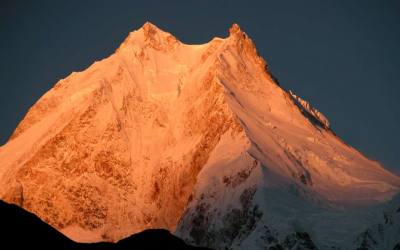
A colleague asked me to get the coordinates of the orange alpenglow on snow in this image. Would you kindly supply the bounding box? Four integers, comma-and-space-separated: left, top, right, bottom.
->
0, 22, 398, 249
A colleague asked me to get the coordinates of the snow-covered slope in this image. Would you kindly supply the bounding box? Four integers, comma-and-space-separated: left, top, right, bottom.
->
0, 22, 399, 249
351, 194, 400, 249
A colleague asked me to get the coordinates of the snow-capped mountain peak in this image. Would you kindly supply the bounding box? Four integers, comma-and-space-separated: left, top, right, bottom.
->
0, 22, 398, 249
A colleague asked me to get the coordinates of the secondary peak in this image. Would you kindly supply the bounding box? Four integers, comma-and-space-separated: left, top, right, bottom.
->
229, 23, 242, 35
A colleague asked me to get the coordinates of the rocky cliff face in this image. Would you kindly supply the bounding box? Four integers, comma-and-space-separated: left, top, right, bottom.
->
0, 22, 399, 249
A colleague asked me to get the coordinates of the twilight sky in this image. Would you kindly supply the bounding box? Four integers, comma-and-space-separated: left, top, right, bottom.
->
1, 0, 399, 172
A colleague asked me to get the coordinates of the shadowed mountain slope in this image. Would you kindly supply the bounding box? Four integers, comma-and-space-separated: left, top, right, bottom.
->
0, 200, 210, 250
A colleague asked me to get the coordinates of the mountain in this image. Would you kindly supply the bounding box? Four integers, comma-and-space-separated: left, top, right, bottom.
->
0, 200, 209, 250
0, 22, 399, 249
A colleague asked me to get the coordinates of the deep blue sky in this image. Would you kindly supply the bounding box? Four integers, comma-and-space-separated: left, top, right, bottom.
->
1, 1, 399, 172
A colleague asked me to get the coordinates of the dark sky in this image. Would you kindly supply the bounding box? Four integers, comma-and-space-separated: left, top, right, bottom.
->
1, 0, 399, 173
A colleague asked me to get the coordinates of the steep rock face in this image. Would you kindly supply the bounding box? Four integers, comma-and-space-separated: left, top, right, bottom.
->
0, 22, 399, 249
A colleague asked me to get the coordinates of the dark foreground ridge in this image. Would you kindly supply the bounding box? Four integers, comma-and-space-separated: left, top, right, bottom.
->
0, 200, 211, 250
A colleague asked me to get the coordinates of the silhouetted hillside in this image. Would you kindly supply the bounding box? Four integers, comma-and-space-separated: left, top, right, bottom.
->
0, 200, 210, 250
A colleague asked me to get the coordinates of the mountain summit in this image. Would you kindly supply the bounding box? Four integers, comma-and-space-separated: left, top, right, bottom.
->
0, 22, 399, 249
